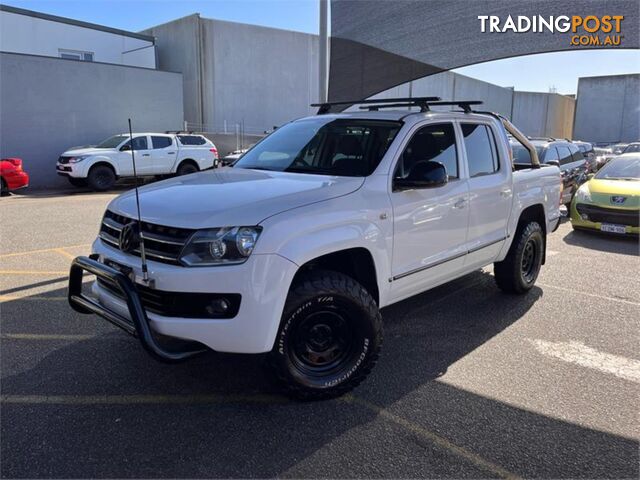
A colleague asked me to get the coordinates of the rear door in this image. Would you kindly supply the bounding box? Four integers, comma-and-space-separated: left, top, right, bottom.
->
460, 121, 511, 267
150, 135, 176, 173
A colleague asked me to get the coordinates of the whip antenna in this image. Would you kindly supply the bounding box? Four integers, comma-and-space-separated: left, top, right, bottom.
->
128, 118, 149, 283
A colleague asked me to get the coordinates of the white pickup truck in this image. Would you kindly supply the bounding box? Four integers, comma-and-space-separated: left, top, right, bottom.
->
68, 98, 562, 399
56, 133, 219, 191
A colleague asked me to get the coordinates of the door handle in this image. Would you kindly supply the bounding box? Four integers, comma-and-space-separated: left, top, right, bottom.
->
167, 151, 176, 154
453, 198, 467, 209
142, 153, 150, 157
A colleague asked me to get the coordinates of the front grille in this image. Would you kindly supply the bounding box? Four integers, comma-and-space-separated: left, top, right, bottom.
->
96, 278, 241, 319
576, 204, 639, 227
99, 210, 195, 265
58, 156, 72, 164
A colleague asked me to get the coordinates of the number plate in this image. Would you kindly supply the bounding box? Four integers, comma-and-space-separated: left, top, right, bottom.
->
600, 223, 627, 234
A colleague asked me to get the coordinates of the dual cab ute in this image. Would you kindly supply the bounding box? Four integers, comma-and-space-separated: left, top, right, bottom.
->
57, 132, 218, 191
68, 98, 562, 399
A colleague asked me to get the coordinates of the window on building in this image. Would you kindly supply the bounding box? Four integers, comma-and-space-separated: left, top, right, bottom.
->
151, 136, 173, 149
461, 123, 500, 177
59, 49, 94, 62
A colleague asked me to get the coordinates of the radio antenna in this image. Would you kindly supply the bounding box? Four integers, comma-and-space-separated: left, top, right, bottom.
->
128, 118, 149, 283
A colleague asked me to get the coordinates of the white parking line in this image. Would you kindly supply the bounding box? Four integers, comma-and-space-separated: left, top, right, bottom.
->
537, 283, 640, 307
528, 339, 640, 384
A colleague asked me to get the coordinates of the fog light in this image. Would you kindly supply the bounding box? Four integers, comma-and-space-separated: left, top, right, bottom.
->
206, 298, 231, 315
581, 213, 589, 221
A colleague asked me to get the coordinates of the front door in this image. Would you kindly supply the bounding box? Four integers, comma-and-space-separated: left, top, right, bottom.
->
118, 135, 152, 176
390, 122, 469, 302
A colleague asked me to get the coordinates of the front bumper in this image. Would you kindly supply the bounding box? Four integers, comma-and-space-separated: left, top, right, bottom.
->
570, 201, 639, 235
76, 239, 298, 355
56, 162, 84, 178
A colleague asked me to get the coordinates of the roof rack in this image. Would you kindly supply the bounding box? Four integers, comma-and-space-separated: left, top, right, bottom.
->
165, 130, 196, 134
312, 97, 441, 114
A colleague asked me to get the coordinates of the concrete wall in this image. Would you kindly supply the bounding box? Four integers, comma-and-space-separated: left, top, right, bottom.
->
573, 74, 640, 143
142, 15, 318, 134
0, 52, 183, 189
0, 9, 156, 68
511, 92, 575, 139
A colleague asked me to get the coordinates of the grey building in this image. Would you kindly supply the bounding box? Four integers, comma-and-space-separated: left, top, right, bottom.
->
0, 53, 183, 189
142, 14, 319, 135
573, 74, 640, 143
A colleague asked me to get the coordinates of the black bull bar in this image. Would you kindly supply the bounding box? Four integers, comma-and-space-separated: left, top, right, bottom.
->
68, 255, 206, 363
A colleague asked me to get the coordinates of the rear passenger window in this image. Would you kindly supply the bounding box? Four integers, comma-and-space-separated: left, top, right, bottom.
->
461, 124, 499, 177
557, 146, 572, 165
569, 145, 584, 161
396, 123, 458, 180
177, 135, 207, 146
151, 136, 172, 149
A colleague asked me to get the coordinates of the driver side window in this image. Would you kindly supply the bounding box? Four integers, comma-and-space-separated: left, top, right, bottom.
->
395, 123, 458, 180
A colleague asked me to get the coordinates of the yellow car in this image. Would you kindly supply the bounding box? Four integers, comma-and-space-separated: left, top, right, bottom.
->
570, 154, 639, 236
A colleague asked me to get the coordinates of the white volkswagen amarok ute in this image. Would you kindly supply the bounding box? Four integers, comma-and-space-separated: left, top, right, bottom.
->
68, 98, 562, 399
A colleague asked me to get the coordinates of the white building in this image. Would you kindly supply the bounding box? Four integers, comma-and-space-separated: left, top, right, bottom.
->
0, 4, 156, 68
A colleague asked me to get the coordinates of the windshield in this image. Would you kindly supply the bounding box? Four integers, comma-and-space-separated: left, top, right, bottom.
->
234, 118, 402, 176
96, 135, 127, 149
595, 157, 640, 180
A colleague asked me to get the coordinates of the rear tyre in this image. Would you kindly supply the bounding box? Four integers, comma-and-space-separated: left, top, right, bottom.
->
67, 177, 88, 187
87, 165, 116, 191
177, 161, 198, 176
494, 221, 544, 294
269, 270, 383, 400
1, 178, 8, 196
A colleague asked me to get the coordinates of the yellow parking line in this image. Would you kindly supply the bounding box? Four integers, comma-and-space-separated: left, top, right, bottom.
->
0, 244, 90, 259
53, 248, 76, 261
0, 270, 68, 275
1, 393, 287, 405
0, 296, 66, 302
1, 333, 93, 340
344, 395, 520, 479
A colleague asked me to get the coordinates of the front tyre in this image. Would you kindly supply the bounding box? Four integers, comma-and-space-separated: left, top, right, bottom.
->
494, 221, 544, 294
269, 270, 383, 400
87, 165, 116, 191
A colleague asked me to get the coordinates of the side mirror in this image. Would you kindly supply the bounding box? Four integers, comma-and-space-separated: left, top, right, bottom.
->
587, 173, 595, 180
394, 161, 448, 191
120, 144, 131, 152
546, 160, 560, 167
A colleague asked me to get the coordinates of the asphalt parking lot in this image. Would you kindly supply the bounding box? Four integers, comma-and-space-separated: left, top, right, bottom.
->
1, 191, 639, 479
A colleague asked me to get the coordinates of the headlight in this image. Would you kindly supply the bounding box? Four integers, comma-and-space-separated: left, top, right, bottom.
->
179, 226, 262, 266
575, 185, 592, 203
68, 155, 90, 163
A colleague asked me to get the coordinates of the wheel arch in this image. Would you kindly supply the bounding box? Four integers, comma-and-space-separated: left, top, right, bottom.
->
291, 247, 380, 305
88, 161, 118, 177
515, 203, 547, 264
176, 158, 199, 173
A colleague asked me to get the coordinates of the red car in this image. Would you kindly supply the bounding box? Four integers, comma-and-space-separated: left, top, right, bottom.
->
1, 158, 29, 195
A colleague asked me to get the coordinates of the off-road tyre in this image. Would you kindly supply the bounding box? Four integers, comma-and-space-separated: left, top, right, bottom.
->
177, 161, 198, 176
67, 177, 88, 187
87, 165, 116, 191
494, 221, 544, 294
269, 270, 383, 400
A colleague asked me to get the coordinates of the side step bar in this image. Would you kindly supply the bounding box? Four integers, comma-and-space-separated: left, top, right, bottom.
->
68, 255, 206, 363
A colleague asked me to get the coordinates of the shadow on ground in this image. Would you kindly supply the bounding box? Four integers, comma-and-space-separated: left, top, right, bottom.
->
562, 228, 639, 255
1, 271, 637, 478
